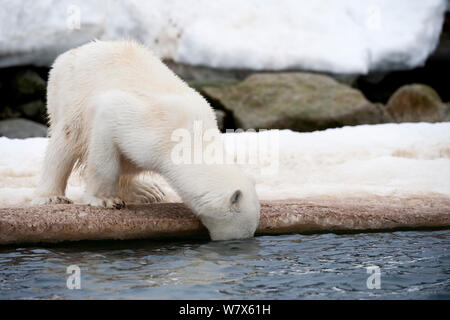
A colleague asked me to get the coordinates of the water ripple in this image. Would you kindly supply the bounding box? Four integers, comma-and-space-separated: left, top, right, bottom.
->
0, 230, 449, 299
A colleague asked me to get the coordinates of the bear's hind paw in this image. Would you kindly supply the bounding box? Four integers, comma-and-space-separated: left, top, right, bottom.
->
123, 181, 165, 204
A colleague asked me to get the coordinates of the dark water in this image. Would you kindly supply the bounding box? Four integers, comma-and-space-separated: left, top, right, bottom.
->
0, 230, 449, 300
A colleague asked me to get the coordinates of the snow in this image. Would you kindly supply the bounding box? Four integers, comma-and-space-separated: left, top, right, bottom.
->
1, 123, 449, 207
0, 0, 446, 73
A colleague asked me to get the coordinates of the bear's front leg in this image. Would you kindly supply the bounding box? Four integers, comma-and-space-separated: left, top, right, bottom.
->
82, 125, 126, 209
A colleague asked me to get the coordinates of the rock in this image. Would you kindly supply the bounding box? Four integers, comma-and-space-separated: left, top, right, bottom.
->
202, 72, 390, 132
0, 118, 47, 138
188, 78, 240, 94
442, 102, 450, 121
16, 100, 46, 118
185, 68, 356, 93
0, 106, 20, 120
385, 84, 449, 122
0, 68, 48, 124
167, 61, 250, 82
213, 109, 226, 131
11, 70, 46, 98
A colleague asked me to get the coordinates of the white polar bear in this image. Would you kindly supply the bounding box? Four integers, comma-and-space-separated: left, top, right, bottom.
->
32, 40, 260, 241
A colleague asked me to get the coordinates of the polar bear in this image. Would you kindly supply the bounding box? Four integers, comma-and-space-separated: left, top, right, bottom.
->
32, 40, 260, 241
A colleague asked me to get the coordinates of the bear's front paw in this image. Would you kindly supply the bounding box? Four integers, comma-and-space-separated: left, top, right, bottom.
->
84, 195, 126, 209
123, 181, 165, 204
31, 196, 73, 205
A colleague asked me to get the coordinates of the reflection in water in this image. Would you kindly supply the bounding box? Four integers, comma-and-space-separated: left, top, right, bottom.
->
0, 230, 449, 299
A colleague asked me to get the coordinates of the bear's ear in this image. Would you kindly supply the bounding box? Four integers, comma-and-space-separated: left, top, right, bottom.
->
230, 189, 242, 210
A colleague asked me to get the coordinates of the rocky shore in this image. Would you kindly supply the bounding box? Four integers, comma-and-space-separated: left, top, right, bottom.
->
1, 63, 449, 137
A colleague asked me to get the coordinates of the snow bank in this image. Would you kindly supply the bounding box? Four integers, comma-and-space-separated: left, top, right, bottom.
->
1, 123, 449, 207
235, 123, 450, 200
0, 0, 446, 73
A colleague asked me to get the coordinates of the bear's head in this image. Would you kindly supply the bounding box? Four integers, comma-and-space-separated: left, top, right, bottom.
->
165, 161, 261, 241
195, 177, 261, 241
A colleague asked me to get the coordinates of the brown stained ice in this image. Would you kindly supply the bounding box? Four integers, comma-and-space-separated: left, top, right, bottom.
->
0, 195, 449, 245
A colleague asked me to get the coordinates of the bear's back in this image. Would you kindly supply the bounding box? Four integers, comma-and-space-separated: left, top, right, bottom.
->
50, 40, 189, 97
47, 40, 218, 138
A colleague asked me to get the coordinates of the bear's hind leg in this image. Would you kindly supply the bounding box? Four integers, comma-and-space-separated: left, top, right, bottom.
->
32, 127, 76, 205
119, 175, 165, 204
82, 125, 126, 209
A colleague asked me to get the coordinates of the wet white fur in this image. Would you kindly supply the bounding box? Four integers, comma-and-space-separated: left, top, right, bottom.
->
32, 40, 260, 240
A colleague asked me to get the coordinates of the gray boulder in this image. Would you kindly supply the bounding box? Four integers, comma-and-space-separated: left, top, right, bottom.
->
202, 72, 390, 131
0, 118, 48, 138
